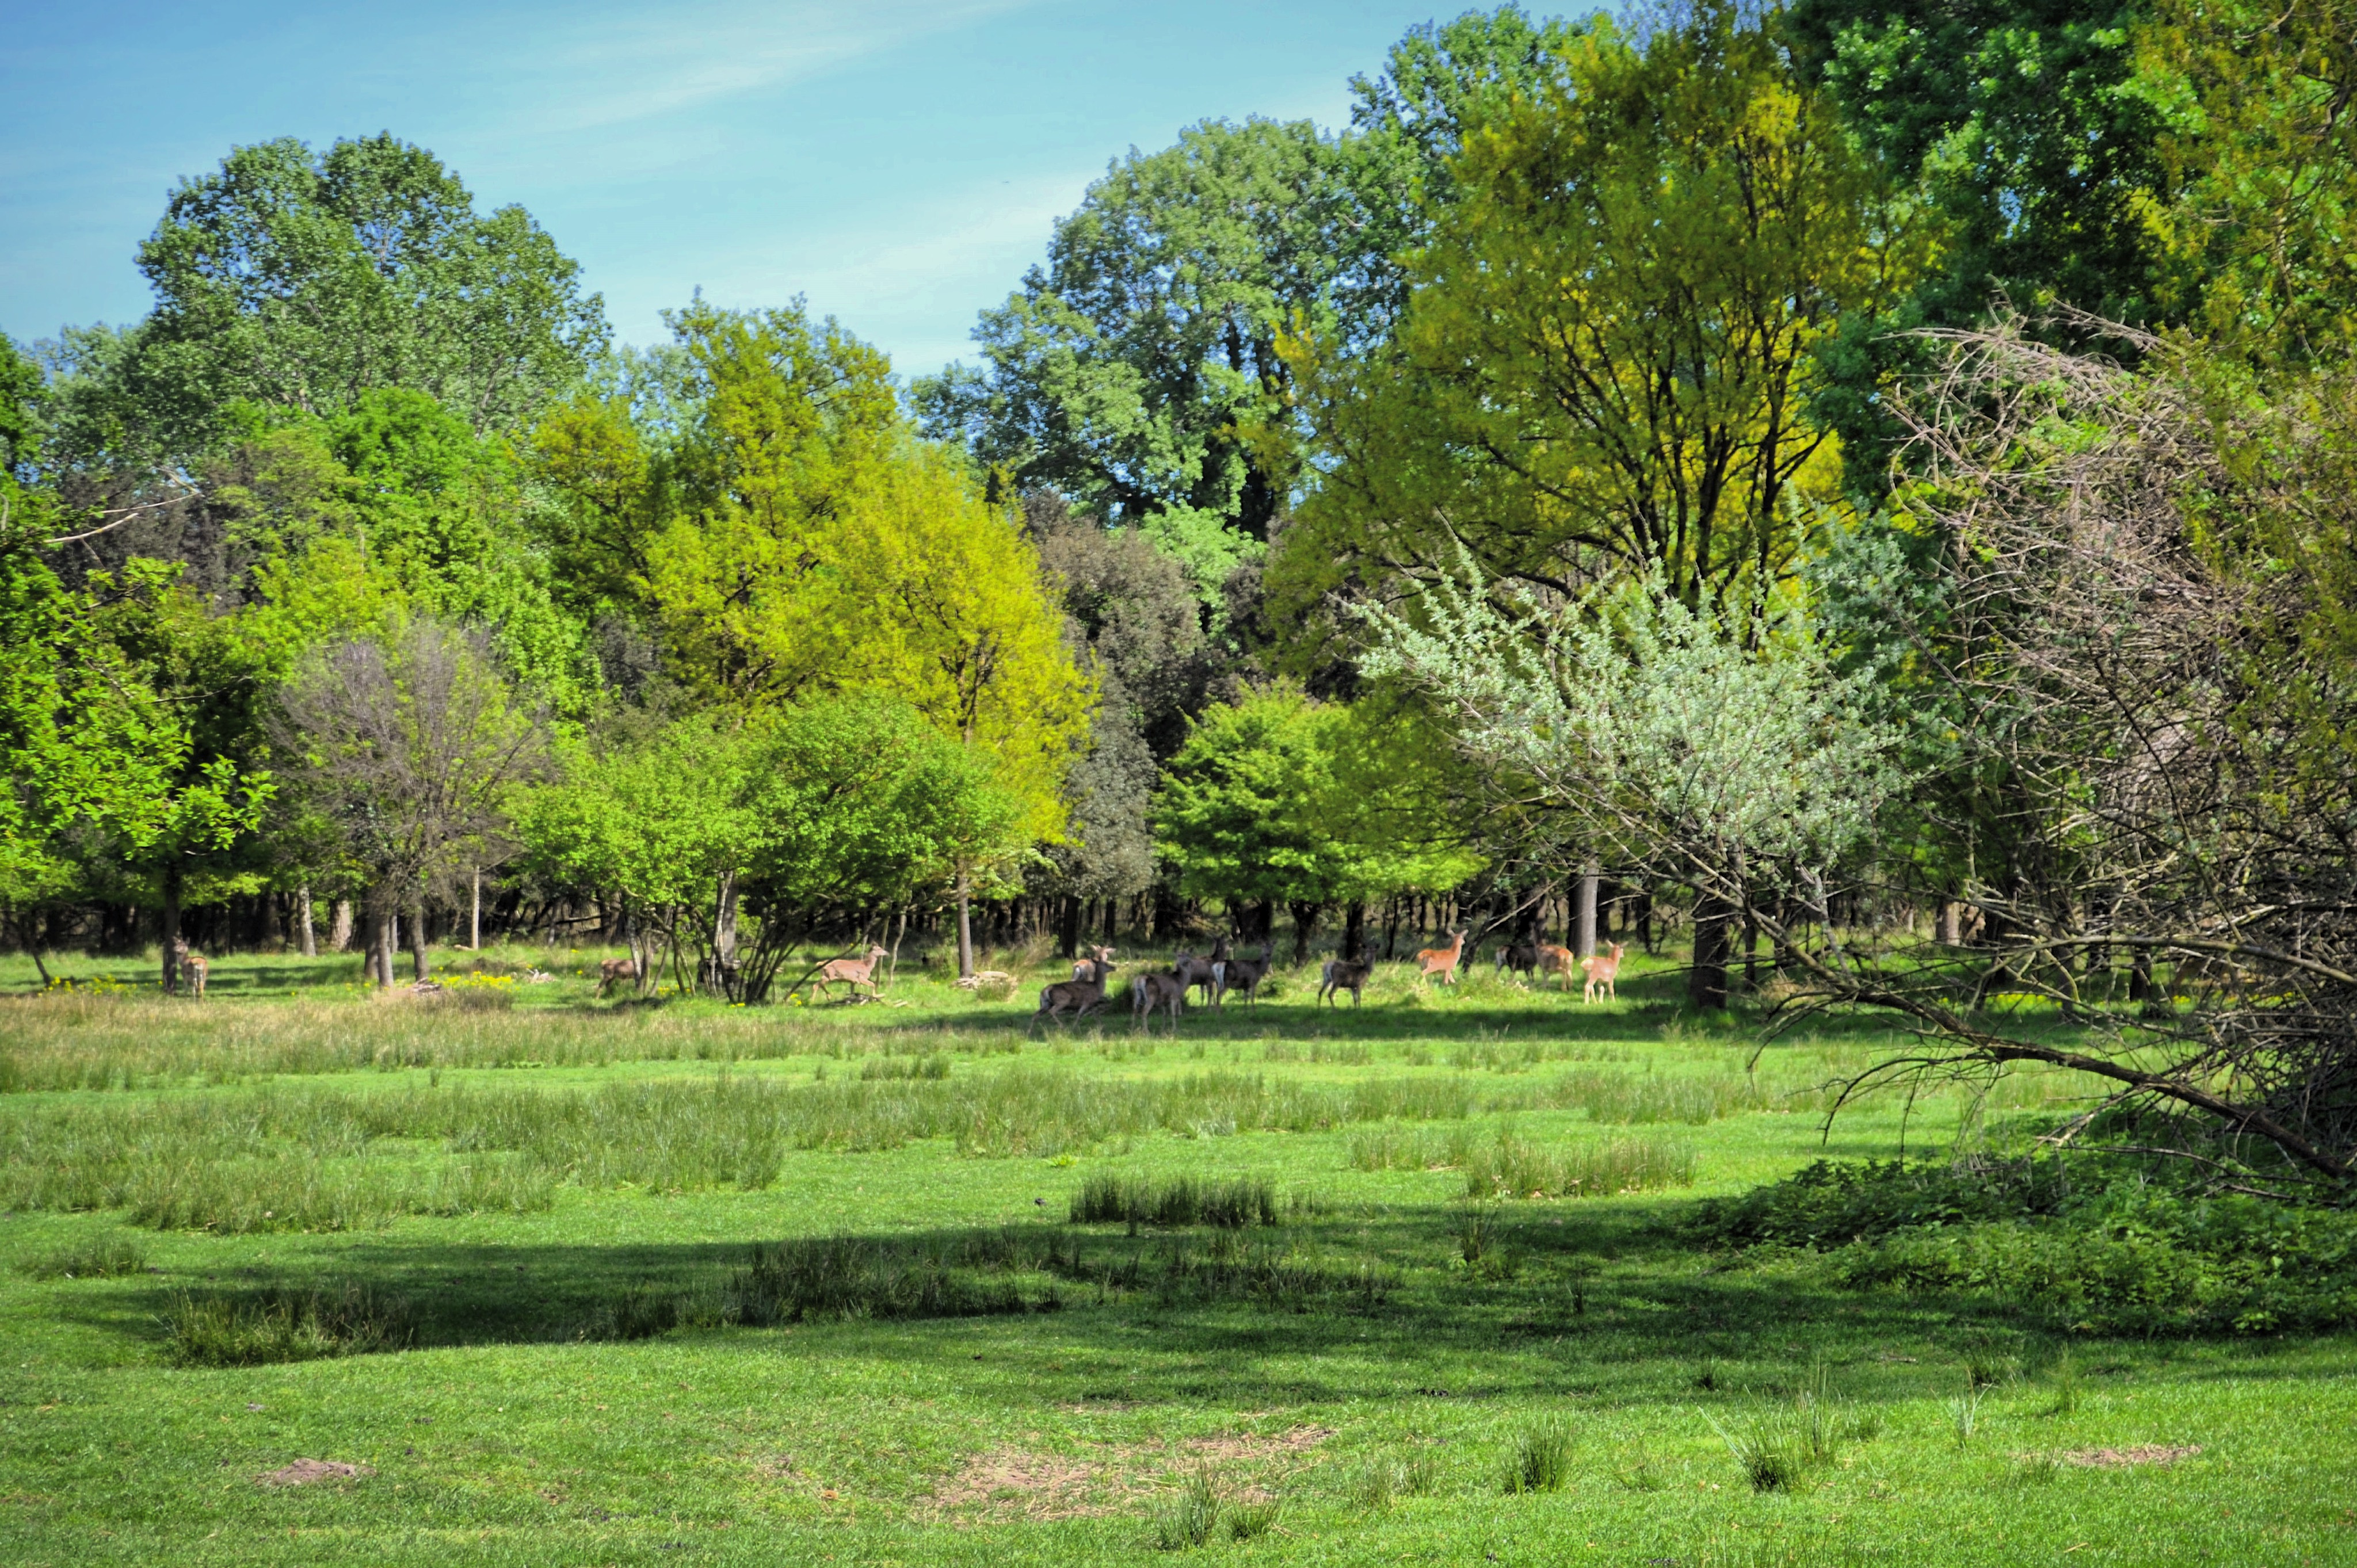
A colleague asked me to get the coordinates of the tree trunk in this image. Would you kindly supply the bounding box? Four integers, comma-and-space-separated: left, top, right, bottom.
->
1344, 901, 1366, 963
1576, 861, 1600, 959
330, 898, 354, 952
368, 897, 396, 989
1937, 899, 1961, 946
1058, 895, 1081, 960
161, 863, 183, 994
708, 868, 738, 995
955, 865, 975, 979
470, 868, 482, 951
298, 886, 318, 958
1288, 901, 1322, 966
1688, 894, 1731, 1011
409, 898, 431, 983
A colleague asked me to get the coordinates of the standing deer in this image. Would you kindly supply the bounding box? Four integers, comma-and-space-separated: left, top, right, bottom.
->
1212, 943, 1273, 1010
1032, 956, 1118, 1032
172, 938, 209, 999
1534, 943, 1577, 991
1495, 940, 1538, 979
1318, 956, 1372, 1008
1131, 968, 1187, 1031
1171, 940, 1225, 1008
1414, 929, 1467, 985
1581, 942, 1626, 1004
1071, 944, 1117, 982
813, 945, 893, 1001
597, 956, 638, 997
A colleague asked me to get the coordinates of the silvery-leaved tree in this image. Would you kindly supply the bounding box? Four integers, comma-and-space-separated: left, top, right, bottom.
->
1359, 558, 1903, 1008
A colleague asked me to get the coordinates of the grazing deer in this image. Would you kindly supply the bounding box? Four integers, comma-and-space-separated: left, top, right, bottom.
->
1581, 942, 1626, 1004
173, 938, 209, 999
1212, 943, 1273, 1010
1032, 956, 1117, 1032
1131, 968, 1187, 1031
1318, 956, 1372, 1008
1495, 940, 1539, 979
1534, 943, 1578, 991
596, 956, 638, 997
1414, 929, 1467, 986
1071, 943, 1116, 982
813, 944, 892, 1001
1171, 947, 1222, 1008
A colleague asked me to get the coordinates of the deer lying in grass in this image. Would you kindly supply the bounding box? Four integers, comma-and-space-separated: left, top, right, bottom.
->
1212, 943, 1273, 1009
1131, 968, 1187, 1031
172, 938, 209, 999
1495, 940, 1538, 979
813, 944, 891, 1001
1534, 943, 1577, 991
1581, 942, 1626, 1004
597, 956, 638, 997
1415, 929, 1467, 985
1318, 955, 1372, 1008
1033, 956, 1117, 1032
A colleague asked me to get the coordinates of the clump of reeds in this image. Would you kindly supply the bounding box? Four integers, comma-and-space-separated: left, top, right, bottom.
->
1069, 1173, 1277, 1229
18, 1231, 148, 1279
1463, 1131, 1695, 1199
1504, 1418, 1574, 1493
163, 1281, 415, 1367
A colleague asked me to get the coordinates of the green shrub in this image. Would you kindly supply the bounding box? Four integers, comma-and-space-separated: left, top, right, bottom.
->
163, 1283, 415, 1367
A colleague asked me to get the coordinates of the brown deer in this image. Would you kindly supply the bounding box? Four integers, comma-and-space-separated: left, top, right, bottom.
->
813, 944, 892, 1001
1131, 968, 1187, 1031
173, 938, 209, 999
1171, 945, 1223, 1008
1534, 943, 1578, 991
1414, 929, 1467, 986
1212, 943, 1273, 1010
1581, 942, 1626, 1004
1071, 943, 1116, 982
596, 956, 638, 997
1032, 956, 1117, 1032
1318, 955, 1372, 1008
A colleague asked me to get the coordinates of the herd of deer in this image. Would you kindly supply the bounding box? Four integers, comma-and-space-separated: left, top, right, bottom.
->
1031, 929, 1627, 1032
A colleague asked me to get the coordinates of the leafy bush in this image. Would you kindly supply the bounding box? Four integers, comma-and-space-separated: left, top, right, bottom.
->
1695, 1158, 2357, 1334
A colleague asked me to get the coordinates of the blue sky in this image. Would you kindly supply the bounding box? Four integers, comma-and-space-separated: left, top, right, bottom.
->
0, 1, 1459, 378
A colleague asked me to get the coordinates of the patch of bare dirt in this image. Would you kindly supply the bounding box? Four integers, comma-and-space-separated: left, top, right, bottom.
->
255, 1459, 373, 1489
928, 1446, 1139, 1520
2058, 1444, 2202, 1468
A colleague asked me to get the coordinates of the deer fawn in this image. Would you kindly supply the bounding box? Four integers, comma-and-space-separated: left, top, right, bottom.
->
596, 956, 638, 997
1414, 929, 1467, 985
1534, 943, 1577, 991
1032, 956, 1118, 1032
813, 944, 892, 1001
1318, 956, 1372, 1008
1131, 968, 1187, 1031
172, 938, 209, 999
1581, 942, 1626, 1004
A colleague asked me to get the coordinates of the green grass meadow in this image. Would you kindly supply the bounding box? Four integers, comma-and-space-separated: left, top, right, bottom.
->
2, 943, 2351, 1566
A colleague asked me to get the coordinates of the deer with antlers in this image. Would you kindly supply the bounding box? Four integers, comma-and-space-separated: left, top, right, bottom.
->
1581, 942, 1626, 1004
813, 944, 892, 1002
1414, 929, 1467, 986
1131, 968, 1187, 1031
1069, 944, 1116, 982
1318, 955, 1372, 1008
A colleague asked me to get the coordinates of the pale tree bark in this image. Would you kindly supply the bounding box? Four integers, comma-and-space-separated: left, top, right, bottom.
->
1576, 860, 1601, 959
409, 898, 431, 982
299, 886, 318, 958
470, 868, 482, 951
330, 898, 354, 952
956, 865, 976, 979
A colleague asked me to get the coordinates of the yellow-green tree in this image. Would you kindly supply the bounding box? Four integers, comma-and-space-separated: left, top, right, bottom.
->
1271, 3, 1928, 623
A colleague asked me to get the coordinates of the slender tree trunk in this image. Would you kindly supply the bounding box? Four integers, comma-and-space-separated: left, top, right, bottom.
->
369, 897, 396, 989
955, 865, 975, 979
298, 886, 317, 958
1688, 893, 1731, 1011
1576, 860, 1600, 959
1288, 901, 1322, 967
160, 863, 184, 994
1937, 899, 1961, 946
708, 868, 738, 995
1344, 900, 1366, 963
409, 898, 431, 983
470, 868, 482, 951
1058, 895, 1081, 960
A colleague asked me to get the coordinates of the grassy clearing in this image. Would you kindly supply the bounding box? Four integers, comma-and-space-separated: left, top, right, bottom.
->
0, 944, 2350, 1565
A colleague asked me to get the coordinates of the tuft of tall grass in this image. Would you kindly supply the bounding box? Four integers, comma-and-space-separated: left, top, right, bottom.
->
1464, 1131, 1695, 1199
1708, 1361, 1852, 1493
18, 1232, 148, 1279
163, 1282, 415, 1366
727, 1235, 1051, 1325
1504, 1418, 1574, 1493
1069, 1173, 1277, 1229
